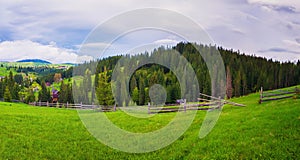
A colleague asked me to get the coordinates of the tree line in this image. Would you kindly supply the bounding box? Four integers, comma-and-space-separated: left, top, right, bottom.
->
84, 42, 300, 106
0, 71, 74, 104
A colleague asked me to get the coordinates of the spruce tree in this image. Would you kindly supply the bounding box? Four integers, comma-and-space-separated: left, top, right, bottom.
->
138, 78, 145, 105
4, 86, 12, 102
226, 66, 233, 99
132, 87, 139, 103
39, 81, 51, 102
0, 81, 4, 99
96, 68, 114, 106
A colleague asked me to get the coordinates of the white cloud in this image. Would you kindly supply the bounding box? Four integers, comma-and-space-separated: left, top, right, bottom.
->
248, 0, 300, 8
0, 40, 93, 64
0, 0, 299, 62
283, 39, 300, 48
153, 39, 179, 45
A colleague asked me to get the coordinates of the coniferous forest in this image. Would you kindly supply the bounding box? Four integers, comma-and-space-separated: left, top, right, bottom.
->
75, 42, 300, 106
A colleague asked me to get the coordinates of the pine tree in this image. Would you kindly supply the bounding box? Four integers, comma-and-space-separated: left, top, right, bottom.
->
234, 71, 241, 97
83, 69, 92, 103
226, 66, 233, 99
67, 83, 74, 103
0, 81, 4, 98
4, 86, 12, 102
12, 84, 20, 100
96, 68, 114, 106
132, 87, 139, 103
138, 78, 145, 105
129, 76, 137, 95
59, 80, 68, 103
39, 81, 51, 102
144, 87, 150, 104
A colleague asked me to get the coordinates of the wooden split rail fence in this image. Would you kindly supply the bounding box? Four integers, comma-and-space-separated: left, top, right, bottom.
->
28, 92, 246, 114
259, 87, 299, 103
148, 93, 245, 114
28, 101, 117, 112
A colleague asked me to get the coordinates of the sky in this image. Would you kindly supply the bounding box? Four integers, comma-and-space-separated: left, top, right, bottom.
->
0, 0, 299, 63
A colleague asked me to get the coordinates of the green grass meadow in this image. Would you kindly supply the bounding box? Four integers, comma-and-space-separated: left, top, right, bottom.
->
0, 91, 299, 159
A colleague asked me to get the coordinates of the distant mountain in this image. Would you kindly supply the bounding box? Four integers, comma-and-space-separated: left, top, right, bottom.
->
61, 63, 77, 66
17, 59, 52, 64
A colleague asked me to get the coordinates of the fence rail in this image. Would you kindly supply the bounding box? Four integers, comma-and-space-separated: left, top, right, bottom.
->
147, 99, 223, 114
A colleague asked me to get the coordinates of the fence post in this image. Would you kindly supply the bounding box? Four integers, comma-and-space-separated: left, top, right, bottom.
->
114, 104, 116, 112
218, 96, 221, 109
148, 102, 151, 114
259, 87, 263, 104
56, 102, 59, 108
184, 99, 186, 112
47, 101, 49, 107
80, 102, 83, 108
67, 102, 69, 108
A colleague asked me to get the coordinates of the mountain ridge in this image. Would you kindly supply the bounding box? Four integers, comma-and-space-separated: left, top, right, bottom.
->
16, 59, 52, 64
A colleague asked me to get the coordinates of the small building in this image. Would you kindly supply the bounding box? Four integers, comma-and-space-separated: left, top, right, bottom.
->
46, 82, 51, 87
176, 99, 185, 104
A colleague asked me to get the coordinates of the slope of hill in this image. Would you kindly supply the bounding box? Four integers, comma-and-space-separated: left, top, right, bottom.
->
0, 87, 299, 159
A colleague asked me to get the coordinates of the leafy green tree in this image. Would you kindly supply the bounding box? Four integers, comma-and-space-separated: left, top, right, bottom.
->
25, 89, 35, 103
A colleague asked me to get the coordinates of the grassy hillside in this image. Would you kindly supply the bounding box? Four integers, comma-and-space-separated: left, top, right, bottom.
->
0, 62, 75, 68
0, 67, 17, 77
0, 89, 299, 159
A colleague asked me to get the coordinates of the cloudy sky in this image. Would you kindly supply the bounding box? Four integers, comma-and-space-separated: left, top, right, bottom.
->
0, 0, 299, 63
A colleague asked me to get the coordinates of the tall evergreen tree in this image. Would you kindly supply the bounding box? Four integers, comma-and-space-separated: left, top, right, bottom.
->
226, 66, 233, 99
59, 80, 68, 103
96, 68, 114, 106
39, 81, 51, 102
0, 80, 4, 99
132, 87, 139, 103
138, 78, 145, 105
4, 86, 12, 102
234, 71, 241, 97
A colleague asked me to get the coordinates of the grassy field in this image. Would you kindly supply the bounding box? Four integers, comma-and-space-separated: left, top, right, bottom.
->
0, 89, 299, 159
